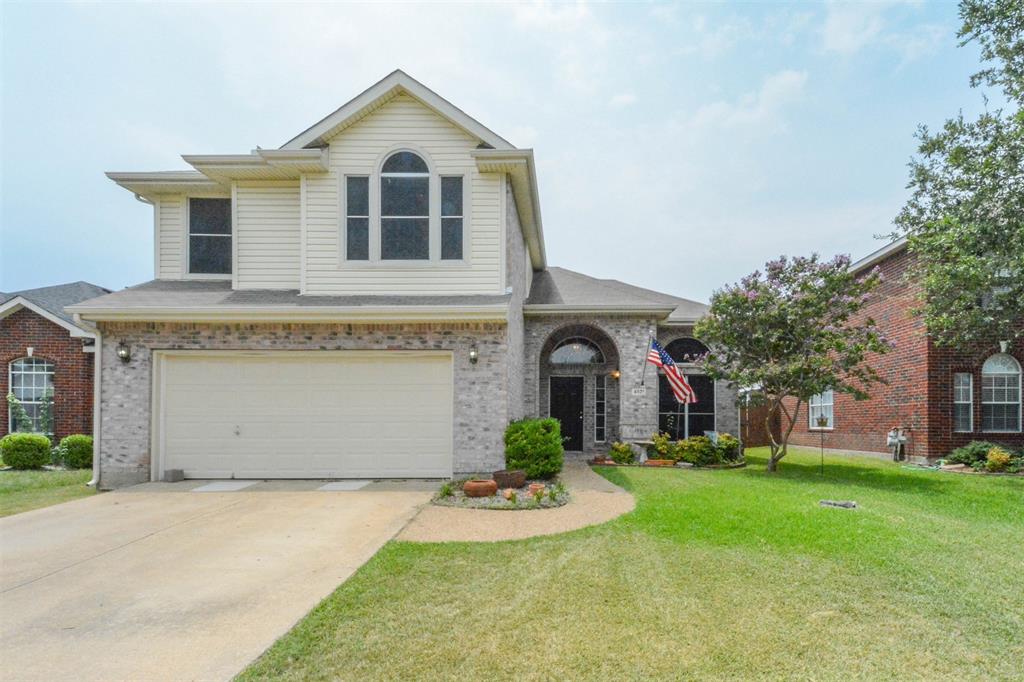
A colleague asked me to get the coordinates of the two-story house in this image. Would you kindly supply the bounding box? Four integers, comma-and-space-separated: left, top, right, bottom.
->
69, 71, 739, 488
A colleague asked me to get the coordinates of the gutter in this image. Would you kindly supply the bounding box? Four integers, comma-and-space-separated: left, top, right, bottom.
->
89, 330, 101, 488
849, 237, 907, 275
67, 304, 510, 324
523, 303, 676, 316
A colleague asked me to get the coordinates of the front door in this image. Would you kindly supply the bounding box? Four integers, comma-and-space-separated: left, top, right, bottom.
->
550, 376, 584, 451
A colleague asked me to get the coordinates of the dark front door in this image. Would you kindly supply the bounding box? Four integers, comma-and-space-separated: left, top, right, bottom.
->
550, 376, 584, 451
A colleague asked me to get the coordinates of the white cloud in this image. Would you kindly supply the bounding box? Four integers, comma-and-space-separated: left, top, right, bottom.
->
690, 70, 808, 134
609, 92, 637, 108
822, 3, 885, 54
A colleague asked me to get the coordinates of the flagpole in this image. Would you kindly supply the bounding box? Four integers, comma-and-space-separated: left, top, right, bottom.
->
640, 334, 652, 386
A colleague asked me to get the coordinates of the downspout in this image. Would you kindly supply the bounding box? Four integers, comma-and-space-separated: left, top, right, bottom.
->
88, 326, 101, 488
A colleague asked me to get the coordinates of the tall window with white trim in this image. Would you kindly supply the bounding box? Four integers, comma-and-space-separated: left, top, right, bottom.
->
441, 176, 463, 260
953, 372, 973, 433
595, 375, 606, 443
981, 354, 1021, 432
380, 152, 429, 260
345, 176, 369, 261
188, 198, 232, 274
8, 358, 54, 433
809, 390, 834, 429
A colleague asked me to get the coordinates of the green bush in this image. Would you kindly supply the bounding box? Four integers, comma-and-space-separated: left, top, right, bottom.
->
0, 433, 52, 470
717, 433, 742, 462
57, 435, 93, 469
504, 418, 564, 479
947, 441, 1003, 465
647, 432, 675, 460
986, 446, 1012, 472
609, 441, 635, 464
676, 435, 719, 466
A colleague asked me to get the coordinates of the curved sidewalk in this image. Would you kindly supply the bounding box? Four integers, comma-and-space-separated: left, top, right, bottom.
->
397, 462, 634, 542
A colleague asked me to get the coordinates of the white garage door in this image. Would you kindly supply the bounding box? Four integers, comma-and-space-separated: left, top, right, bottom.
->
158, 352, 453, 479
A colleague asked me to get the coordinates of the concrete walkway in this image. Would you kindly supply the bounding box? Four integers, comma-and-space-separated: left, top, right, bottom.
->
398, 462, 635, 542
0, 486, 430, 682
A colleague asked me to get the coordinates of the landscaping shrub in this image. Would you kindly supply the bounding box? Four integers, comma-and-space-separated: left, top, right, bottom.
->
985, 446, 1012, 472
609, 441, 635, 464
57, 435, 93, 469
504, 418, 564, 479
716, 433, 742, 462
676, 435, 719, 466
647, 432, 676, 460
947, 441, 1003, 465
0, 433, 52, 470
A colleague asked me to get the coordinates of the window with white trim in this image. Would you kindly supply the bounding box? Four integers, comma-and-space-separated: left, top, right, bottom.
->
441, 176, 463, 260
380, 152, 429, 260
595, 375, 606, 443
981, 354, 1021, 432
8, 358, 54, 433
345, 176, 370, 261
188, 198, 232, 274
953, 372, 973, 433
809, 390, 834, 429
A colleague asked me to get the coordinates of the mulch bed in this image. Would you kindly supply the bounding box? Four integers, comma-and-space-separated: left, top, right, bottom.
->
935, 463, 1023, 476
433, 479, 570, 510
589, 459, 746, 470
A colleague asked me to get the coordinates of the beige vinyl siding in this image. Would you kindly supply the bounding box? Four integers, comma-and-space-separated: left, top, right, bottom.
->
304, 94, 503, 295
235, 182, 300, 289
156, 196, 185, 279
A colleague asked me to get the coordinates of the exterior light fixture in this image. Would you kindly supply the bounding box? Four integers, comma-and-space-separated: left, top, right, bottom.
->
468, 346, 479, 364
116, 340, 131, 363
1000, 340, 1010, 353
610, 369, 621, 380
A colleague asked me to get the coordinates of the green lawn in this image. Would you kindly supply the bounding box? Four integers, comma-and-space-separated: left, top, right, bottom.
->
0, 468, 95, 517
240, 448, 1024, 681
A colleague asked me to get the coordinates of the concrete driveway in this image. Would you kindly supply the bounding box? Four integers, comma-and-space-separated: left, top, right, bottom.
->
0, 483, 431, 682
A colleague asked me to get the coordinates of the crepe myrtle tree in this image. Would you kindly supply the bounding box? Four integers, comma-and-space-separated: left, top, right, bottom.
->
694, 254, 892, 472
894, 0, 1024, 347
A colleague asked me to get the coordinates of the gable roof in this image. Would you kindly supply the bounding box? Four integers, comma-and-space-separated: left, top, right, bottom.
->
525, 267, 708, 323
850, 237, 908, 275
280, 70, 515, 151
0, 281, 110, 338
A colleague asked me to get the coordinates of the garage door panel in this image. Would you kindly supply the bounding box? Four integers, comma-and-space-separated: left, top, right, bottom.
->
160, 353, 452, 479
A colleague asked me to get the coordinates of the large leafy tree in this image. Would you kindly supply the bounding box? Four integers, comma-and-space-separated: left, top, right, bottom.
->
695, 255, 892, 472
895, 0, 1024, 346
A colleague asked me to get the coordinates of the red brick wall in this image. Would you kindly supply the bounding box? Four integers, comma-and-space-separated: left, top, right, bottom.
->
0, 307, 94, 441
784, 248, 1023, 459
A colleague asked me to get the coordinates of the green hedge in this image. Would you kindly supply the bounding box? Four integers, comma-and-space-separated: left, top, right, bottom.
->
1, 433, 52, 470
504, 418, 564, 479
58, 435, 94, 469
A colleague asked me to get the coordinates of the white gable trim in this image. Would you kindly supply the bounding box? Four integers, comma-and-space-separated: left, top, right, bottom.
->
0, 297, 96, 339
280, 70, 515, 151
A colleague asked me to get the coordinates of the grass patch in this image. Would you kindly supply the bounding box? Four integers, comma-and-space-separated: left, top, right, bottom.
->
0, 468, 94, 517
240, 447, 1024, 681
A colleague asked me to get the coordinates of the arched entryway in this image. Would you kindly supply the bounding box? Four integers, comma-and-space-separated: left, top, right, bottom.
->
539, 324, 620, 453
657, 337, 716, 439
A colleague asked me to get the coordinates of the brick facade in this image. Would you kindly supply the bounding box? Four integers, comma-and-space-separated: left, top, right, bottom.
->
785, 248, 1023, 460
1, 307, 94, 441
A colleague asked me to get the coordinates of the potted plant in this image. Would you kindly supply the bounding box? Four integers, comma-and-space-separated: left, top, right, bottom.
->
463, 478, 498, 497
492, 469, 526, 489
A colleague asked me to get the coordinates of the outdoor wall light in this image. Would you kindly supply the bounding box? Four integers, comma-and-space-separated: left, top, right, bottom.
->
468, 346, 479, 364
116, 340, 131, 364
1000, 340, 1011, 353
610, 369, 622, 380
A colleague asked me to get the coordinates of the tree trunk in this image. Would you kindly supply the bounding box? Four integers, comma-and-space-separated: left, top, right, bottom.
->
766, 398, 801, 473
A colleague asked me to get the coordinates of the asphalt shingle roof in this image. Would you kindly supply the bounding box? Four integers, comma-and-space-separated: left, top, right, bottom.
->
1, 281, 110, 327
526, 267, 707, 322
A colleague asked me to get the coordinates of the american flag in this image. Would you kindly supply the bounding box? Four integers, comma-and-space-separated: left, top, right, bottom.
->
646, 339, 697, 404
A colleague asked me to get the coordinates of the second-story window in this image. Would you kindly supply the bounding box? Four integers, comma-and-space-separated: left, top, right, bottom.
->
188, 198, 232, 275
346, 177, 369, 260
441, 176, 463, 260
380, 151, 429, 260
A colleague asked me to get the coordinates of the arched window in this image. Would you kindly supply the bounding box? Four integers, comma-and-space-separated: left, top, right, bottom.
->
981, 353, 1021, 432
549, 338, 605, 365
664, 337, 709, 364
8, 357, 54, 433
380, 151, 430, 260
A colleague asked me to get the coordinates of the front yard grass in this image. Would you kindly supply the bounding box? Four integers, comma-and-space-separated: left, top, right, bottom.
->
240, 447, 1024, 681
0, 468, 94, 517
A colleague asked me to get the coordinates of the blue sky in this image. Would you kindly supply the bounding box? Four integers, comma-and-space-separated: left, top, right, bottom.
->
0, 1, 984, 303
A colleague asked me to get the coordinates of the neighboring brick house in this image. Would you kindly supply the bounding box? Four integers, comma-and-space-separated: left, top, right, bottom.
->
786, 239, 1023, 461
1, 282, 110, 441
67, 71, 739, 489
